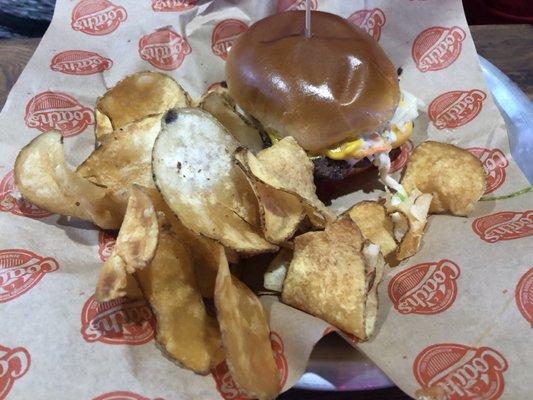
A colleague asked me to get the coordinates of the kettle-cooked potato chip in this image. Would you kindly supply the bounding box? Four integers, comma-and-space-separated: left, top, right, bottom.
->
136, 220, 223, 374
255, 182, 303, 244
94, 109, 113, 145
199, 89, 264, 154
345, 201, 397, 257
386, 189, 433, 261
77, 115, 161, 208
14, 131, 124, 229
106, 185, 158, 269
361, 241, 385, 338
144, 187, 222, 299
282, 217, 381, 340
390, 210, 410, 243
214, 251, 280, 399
95, 250, 143, 301
401, 141, 485, 216
235, 137, 335, 228
152, 108, 277, 255
96, 71, 189, 139
235, 157, 304, 245
96, 185, 159, 301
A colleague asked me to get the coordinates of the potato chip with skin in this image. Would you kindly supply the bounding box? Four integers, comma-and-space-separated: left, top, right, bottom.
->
114, 185, 159, 270
95, 251, 143, 302
168, 218, 222, 299
237, 161, 305, 245
225, 247, 240, 265
214, 251, 280, 399
97, 71, 189, 133
345, 201, 397, 257
94, 109, 113, 145
401, 141, 485, 216
14, 131, 124, 229
387, 189, 433, 261
235, 137, 335, 229
152, 108, 277, 255
282, 217, 380, 340
141, 189, 224, 366
361, 241, 385, 339
95, 185, 159, 302
199, 89, 264, 154
144, 187, 222, 299
172, 224, 222, 299
390, 210, 409, 243
154, 108, 259, 225
136, 221, 223, 374
77, 115, 161, 208
398, 194, 432, 261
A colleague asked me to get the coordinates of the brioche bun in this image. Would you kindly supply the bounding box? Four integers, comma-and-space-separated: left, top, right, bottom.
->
226, 10, 400, 153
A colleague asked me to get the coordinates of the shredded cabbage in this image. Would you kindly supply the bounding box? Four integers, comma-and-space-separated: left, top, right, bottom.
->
373, 151, 407, 202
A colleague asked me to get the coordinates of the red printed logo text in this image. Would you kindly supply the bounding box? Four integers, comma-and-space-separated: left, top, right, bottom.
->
151, 0, 197, 12
472, 210, 533, 243
413, 343, 508, 400
468, 148, 508, 194
270, 331, 289, 389
71, 0, 127, 36
50, 50, 112, 75
347, 8, 386, 41
277, 0, 317, 12
25, 91, 94, 137
92, 391, 164, 400
0, 249, 59, 303
515, 267, 533, 327
80, 295, 155, 345
428, 90, 486, 129
389, 259, 460, 315
211, 20, 248, 61
0, 344, 30, 399
390, 140, 414, 173
98, 230, 117, 262
412, 26, 466, 72
139, 29, 191, 70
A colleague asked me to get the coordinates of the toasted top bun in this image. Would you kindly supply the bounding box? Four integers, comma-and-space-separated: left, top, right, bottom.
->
226, 11, 400, 153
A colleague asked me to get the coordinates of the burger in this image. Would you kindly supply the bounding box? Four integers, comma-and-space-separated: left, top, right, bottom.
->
225, 10, 419, 183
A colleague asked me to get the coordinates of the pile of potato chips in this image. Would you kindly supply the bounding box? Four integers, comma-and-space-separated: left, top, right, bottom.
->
13, 72, 486, 399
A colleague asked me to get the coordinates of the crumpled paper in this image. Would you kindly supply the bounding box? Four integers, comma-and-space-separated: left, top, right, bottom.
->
0, 1, 531, 399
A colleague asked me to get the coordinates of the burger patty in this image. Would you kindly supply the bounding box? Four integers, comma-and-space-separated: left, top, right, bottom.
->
313, 147, 402, 182
255, 119, 402, 182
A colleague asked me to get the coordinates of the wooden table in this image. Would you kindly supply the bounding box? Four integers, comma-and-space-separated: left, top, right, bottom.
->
0, 25, 531, 109
0, 24, 530, 400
